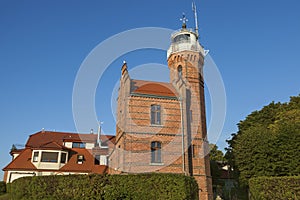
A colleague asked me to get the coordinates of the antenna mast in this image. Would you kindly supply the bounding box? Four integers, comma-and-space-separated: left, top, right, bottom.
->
192, 2, 199, 37
97, 121, 103, 147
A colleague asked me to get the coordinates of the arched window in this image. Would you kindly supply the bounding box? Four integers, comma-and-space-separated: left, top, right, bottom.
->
151, 141, 162, 163
151, 105, 161, 125
177, 65, 182, 79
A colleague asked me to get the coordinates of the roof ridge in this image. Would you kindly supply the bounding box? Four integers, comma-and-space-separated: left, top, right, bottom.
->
32, 130, 115, 136
131, 79, 172, 85
39, 141, 63, 147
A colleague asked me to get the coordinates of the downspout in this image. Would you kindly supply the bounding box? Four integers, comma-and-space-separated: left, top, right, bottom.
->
179, 96, 185, 174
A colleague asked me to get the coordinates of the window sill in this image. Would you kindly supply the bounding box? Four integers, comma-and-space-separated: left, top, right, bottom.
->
150, 162, 164, 166
150, 124, 163, 127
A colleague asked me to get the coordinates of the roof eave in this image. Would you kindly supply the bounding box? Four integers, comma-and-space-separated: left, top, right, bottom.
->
131, 93, 178, 100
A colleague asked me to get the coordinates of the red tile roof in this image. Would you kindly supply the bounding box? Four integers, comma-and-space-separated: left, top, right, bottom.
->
92, 147, 109, 155
26, 131, 115, 148
3, 131, 114, 174
36, 141, 69, 150
131, 80, 178, 98
62, 134, 97, 143
3, 149, 36, 171
60, 148, 107, 173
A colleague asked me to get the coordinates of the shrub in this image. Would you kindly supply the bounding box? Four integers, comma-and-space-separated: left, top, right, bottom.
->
0, 194, 10, 200
249, 176, 300, 200
0, 181, 6, 195
9, 173, 198, 200
103, 173, 198, 200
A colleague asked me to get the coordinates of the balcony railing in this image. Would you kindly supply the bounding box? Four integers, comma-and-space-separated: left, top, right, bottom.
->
167, 41, 204, 58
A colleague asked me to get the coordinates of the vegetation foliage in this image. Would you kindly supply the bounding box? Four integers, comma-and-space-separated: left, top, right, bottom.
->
226, 95, 300, 187
8, 173, 199, 200
0, 194, 10, 200
249, 176, 300, 200
0, 182, 6, 195
209, 144, 226, 187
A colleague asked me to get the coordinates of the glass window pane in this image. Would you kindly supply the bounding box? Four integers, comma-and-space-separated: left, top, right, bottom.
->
157, 112, 161, 124
72, 142, 86, 148
151, 151, 155, 163
61, 153, 67, 163
151, 110, 155, 124
157, 149, 161, 163
151, 105, 161, 125
33, 152, 39, 162
151, 141, 162, 163
41, 152, 58, 163
94, 155, 100, 165
178, 66, 182, 78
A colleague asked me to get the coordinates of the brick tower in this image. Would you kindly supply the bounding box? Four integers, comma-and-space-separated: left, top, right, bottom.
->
110, 15, 212, 200
166, 16, 213, 200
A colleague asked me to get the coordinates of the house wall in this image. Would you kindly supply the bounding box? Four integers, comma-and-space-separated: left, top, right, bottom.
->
64, 142, 94, 149
112, 95, 184, 173
3, 171, 8, 183
5, 170, 89, 183
85, 143, 95, 149
12, 153, 20, 160
99, 155, 107, 165
6, 171, 36, 183
64, 142, 72, 148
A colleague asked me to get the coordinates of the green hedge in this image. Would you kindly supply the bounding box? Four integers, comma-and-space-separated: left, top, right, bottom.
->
0, 181, 6, 195
249, 176, 300, 200
9, 173, 198, 200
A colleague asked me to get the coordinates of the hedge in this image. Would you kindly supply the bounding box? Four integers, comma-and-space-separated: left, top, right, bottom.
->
9, 173, 198, 200
0, 181, 6, 195
249, 176, 300, 200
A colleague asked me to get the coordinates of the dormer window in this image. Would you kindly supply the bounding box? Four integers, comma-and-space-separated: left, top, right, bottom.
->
72, 142, 86, 148
77, 155, 84, 164
32, 150, 68, 168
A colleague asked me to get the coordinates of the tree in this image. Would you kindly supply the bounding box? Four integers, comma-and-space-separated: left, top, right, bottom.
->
209, 144, 226, 198
209, 144, 225, 162
226, 95, 300, 187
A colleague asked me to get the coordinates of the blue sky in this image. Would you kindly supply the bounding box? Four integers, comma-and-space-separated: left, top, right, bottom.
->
0, 0, 299, 180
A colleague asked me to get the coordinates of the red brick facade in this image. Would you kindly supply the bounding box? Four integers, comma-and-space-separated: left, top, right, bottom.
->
110, 27, 213, 199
